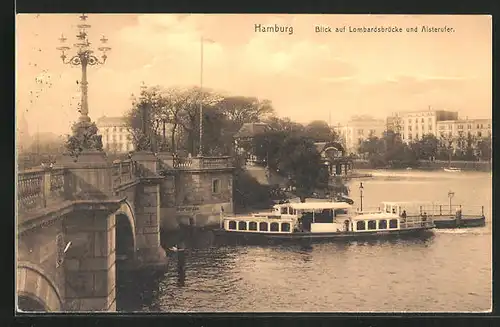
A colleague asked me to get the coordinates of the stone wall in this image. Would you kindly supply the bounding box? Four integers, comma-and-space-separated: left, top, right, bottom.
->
17, 219, 66, 311
159, 170, 234, 230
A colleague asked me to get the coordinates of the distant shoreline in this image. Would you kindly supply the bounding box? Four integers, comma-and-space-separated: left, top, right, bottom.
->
352, 159, 491, 173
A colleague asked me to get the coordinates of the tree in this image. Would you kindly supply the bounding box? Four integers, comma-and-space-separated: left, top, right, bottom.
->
476, 137, 492, 161
218, 96, 274, 130
264, 116, 305, 135
303, 120, 336, 142
252, 130, 287, 169
417, 134, 439, 160
276, 136, 325, 201
437, 134, 454, 162
125, 85, 167, 152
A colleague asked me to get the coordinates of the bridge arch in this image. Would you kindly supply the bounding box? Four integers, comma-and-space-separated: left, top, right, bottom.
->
17, 262, 63, 312
114, 200, 137, 260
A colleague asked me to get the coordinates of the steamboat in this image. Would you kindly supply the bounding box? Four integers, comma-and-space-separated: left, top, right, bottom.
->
213, 201, 435, 243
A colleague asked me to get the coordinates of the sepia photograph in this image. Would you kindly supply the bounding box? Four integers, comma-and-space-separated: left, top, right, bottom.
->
15, 13, 492, 313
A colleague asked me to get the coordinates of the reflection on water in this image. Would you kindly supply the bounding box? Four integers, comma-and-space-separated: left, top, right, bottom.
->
117, 170, 491, 312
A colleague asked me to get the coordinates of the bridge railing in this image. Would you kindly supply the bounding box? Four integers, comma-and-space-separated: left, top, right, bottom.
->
173, 156, 232, 170
111, 160, 138, 188
17, 168, 67, 213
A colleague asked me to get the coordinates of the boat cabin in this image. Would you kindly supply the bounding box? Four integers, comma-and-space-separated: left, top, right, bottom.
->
350, 212, 402, 232
381, 201, 436, 217
277, 202, 352, 233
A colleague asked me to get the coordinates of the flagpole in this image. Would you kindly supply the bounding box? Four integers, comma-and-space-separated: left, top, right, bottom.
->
198, 37, 204, 157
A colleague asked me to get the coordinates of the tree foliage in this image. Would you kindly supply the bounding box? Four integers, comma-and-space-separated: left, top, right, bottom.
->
125, 85, 275, 156
303, 120, 337, 142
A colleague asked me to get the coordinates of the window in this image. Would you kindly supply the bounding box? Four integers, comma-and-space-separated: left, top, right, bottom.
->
378, 220, 387, 229
356, 221, 366, 231
367, 220, 376, 230
477, 124, 480, 129
281, 223, 290, 232
415, 133, 419, 140
428, 125, 433, 131
212, 179, 220, 194
408, 119, 412, 124
468, 124, 472, 129
408, 126, 412, 131
249, 222, 257, 231
270, 222, 279, 232
259, 222, 268, 231
119, 135, 122, 141
389, 219, 398, 229
120, 127, 123, 133
421, 118, 424, 123
228, 221, 236, 230
477, 131, 482, 137
408, 134, 413, 140
358, 129, 364, 136
488, 124, 491, 129
238, 221, 247, 230
113, 127, 116, 132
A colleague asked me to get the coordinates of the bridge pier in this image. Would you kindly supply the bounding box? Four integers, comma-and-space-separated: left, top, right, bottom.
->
130, 151, 167, 271
63, 209, 118, 311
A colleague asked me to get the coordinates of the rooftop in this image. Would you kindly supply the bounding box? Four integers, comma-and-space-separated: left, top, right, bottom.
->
234, 122, 269, 138
96, 116, 128, 126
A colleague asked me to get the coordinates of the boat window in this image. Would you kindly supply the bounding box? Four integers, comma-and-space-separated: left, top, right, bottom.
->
315, 209, 334, 223
270, 222, 279, 232
356, 221, 366, 231
281, 223, 290, 232
249, 221, 257, 231
367, 220, 376, 230
259, 222, 268, 232
281, 207, 288, 215
228, 221, 236, 230
378, 220, 387, 229
389, 219, 398, 229
238, 221, 247, 230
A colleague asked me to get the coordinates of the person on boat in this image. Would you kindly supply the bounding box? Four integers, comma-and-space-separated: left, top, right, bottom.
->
422, 212, 427, 221
392, 208, 396, 214
455, 207, 462, 222
401, 210, 407, 223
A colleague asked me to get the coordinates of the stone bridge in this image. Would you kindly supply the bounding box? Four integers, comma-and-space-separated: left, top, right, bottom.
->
16, 151, 234, 312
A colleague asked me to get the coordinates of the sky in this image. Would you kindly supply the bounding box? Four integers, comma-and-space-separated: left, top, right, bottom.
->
16, 14, 492, 136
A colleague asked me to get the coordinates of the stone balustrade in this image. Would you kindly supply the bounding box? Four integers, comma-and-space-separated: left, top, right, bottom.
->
172, 156, 232, 170
17, 160, 139, 214
111, 160, 138, 187
17, 168, 67, 213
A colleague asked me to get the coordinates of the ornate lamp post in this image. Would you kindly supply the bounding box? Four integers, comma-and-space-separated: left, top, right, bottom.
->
56, 14, 111, 158
56, 13, 111, 123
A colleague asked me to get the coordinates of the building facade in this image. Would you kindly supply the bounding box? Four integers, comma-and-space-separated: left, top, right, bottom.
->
436, 118, 492, 140
333, 116, 386, 154
96, 116, 134, 153
389, 109, 458, 143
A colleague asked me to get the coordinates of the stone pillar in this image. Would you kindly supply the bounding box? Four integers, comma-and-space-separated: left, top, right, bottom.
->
57, 151, 114, 200
63, 209, 117, 312
131, 151, 167, 271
